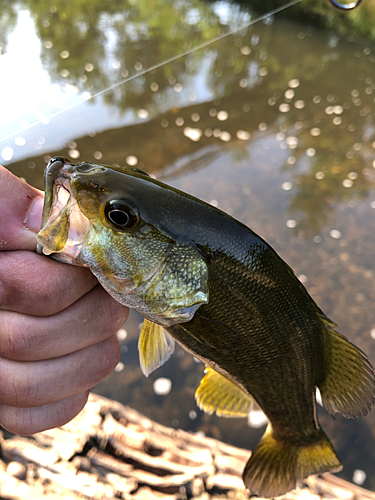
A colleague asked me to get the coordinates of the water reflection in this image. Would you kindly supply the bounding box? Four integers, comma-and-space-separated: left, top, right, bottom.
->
2, 0, 375, 490
7, 32, 375, 236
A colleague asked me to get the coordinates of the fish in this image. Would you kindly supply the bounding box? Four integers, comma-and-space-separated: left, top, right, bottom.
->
37, 156, 375, 498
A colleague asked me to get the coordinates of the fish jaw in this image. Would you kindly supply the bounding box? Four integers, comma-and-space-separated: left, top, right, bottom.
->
37, 157, 92, 265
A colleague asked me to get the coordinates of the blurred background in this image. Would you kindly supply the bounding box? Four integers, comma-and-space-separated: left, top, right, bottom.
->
1, 0, 375, 490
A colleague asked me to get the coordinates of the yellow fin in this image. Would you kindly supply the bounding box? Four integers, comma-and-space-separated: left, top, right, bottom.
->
138, 319, 175, 377
243, 424, 342, 498
195, 367, 253, 418
319, 319, 375, 418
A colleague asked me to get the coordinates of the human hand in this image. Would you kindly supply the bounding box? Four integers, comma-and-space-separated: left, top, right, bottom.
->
0, 166, 129, 435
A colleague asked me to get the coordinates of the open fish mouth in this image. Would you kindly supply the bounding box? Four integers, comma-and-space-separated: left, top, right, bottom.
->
37, 157, 91, 264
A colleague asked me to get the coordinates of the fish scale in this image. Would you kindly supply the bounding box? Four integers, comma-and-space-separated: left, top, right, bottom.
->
169, 252, 322, 435
37, 157, 375, 498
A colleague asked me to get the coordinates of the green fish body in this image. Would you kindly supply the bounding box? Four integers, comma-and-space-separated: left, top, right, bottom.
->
37, 157, 375, 497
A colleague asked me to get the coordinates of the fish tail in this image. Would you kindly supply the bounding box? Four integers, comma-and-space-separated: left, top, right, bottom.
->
319, 318, 375, 418
242, 424, 342, 498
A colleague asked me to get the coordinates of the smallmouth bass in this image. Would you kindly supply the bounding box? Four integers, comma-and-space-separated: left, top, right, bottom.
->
37, 157, 375, 497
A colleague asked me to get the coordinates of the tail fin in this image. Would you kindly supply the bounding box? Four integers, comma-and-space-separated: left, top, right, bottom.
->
243, 424, 342, 498
319, 318, 375, 418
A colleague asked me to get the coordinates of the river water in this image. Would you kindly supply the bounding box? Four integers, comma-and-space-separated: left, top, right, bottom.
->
1, 0, 375, 490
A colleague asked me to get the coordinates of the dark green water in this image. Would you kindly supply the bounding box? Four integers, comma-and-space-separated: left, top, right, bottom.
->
2, 0, 375, 490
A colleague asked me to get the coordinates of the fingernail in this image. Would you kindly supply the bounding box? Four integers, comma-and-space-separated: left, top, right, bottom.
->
24, 196, 44, 233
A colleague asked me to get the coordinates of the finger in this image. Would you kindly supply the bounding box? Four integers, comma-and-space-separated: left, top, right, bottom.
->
0, 250, 98, 316
0, 284, 129, 361
0, 335, 121, 408
0, 166, 43, 251
0, 391, 89, 435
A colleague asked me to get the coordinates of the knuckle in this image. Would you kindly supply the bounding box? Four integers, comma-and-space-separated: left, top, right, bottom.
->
93, 290, 128, 335
0, 367, 38, 408
0, 392, 90, 436
0, 315, 31, 361
107, 300, 129, 332
0, 406, 34, 435
35, 270, 68, 311
97, 336, 121, 379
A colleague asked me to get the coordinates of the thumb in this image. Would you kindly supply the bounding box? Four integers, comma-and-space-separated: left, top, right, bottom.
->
0, 166, 44, 251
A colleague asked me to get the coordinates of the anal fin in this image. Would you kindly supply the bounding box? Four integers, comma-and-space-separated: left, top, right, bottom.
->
195, 367, 253, 418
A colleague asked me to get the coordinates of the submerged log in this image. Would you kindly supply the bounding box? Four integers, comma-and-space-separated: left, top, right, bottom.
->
0, 393, 374, 500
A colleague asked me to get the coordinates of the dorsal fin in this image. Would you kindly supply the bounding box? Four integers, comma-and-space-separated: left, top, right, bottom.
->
195, 367, 253, 417
138, 319, 175, 377
318, 317, 375, 418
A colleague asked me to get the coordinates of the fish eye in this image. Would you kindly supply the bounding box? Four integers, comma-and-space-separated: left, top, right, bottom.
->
104, 200, 139, 229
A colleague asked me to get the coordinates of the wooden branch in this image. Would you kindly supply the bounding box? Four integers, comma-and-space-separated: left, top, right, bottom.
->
0, 393, 374, 500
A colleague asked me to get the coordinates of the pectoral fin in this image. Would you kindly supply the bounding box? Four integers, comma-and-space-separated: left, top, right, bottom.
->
195, 367, 253, 417
138, 319, 175, 377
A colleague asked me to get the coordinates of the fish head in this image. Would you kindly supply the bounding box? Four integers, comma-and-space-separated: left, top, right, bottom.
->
37, 157, 208, 326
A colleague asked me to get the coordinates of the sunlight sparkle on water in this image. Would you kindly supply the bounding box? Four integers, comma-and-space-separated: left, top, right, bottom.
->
14, 137, 26, 146
116, 329, 128, 341
114, 362, 125, 373
281, 182, 293, 191
330, 229, 342, 239
1, 147, 14, 161
126, 155, 138, 166
286, 136, 298, 149
353, 469, 366, 486
219, 131, 231, 142
284, 89, 295, 100
217, 111, 229, 121
306, 148, 316, 157
236, 130, 250, 140
279, 103, 290, 113
288, 79, 300, 88
310, 128, 321, 137
342, 179, 353, 188
137, 109, 149, 119
68, 149, 80, 159
153, 378, 172, 396
248, 410, 268, 428
183, 127, 202, 142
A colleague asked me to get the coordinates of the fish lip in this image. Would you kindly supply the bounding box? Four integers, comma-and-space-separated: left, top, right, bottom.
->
37, 158, 79, 256
36, 156, 71, 255
40, 157, 73, 222
46, 156, 71, 178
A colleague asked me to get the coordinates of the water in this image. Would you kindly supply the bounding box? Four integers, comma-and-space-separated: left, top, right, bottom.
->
2, 0, 375, 490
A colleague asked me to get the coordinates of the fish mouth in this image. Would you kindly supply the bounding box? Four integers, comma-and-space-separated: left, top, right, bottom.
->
37, 157, 91, 264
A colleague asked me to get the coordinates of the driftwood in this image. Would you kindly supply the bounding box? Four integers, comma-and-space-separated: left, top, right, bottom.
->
0, 393, 374, 500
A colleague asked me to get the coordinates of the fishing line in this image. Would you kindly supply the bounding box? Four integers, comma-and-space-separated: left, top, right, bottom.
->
0, 0, 302, 144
